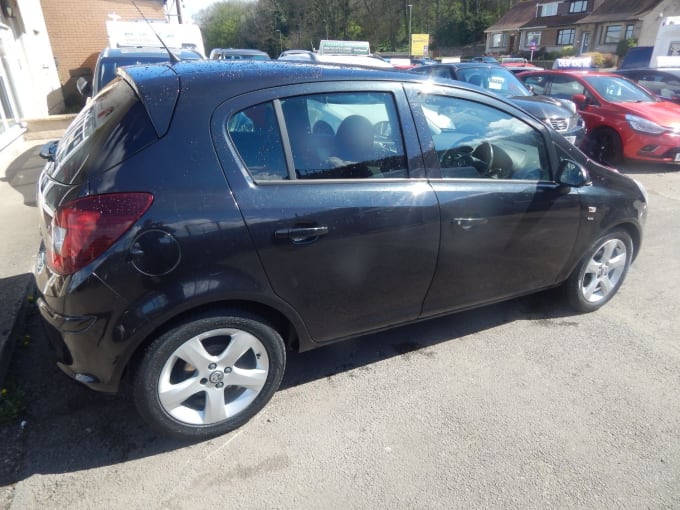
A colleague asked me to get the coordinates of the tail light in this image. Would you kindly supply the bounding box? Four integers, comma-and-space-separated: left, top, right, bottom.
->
46, 193, 153, 275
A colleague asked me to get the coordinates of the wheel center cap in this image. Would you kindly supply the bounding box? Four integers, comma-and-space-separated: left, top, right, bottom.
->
208, 371, 224, 384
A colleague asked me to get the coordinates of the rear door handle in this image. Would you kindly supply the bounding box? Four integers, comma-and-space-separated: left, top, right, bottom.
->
274, 225, 329, 243
452, 217, 488, 230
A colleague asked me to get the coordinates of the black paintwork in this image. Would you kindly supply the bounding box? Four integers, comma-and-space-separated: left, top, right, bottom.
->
34, 61, 646, 392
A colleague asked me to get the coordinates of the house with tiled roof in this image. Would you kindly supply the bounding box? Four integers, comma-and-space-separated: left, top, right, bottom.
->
576, 0, 680, 54
484, 0, 680, 57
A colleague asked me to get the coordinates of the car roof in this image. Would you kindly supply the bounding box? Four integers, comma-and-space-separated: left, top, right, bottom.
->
100, 46, 202, 59
518, 69, 621, 78
615, 68, 680, 75
120, 60, 507, 135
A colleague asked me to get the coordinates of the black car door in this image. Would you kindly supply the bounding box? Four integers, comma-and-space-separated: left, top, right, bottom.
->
211, 82, 440, 343
405, 84, 582, 315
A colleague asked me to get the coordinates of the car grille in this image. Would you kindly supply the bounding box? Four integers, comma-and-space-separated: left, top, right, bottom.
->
548, 118, 569, 132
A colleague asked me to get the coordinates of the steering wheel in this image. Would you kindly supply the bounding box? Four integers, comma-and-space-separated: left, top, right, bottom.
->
440, 141, 494, 174
471, 141, 494, 174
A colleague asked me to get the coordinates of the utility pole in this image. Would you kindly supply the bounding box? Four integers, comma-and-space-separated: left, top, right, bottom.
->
407, 4, 413, 58
176, 0, 184, 24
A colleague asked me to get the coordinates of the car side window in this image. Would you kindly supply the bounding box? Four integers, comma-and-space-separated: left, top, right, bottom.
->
227, 101, 288, 181
228, 93, 408, 182
419, 95, 549, 180
522, 75, 547, 94
549, 76, 585, 99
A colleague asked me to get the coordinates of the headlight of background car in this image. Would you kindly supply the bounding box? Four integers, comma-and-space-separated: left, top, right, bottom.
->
625, 114, 666, 135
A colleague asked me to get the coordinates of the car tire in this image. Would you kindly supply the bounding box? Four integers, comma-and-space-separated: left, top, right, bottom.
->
588, 128, 623, 166
565, 229, 633, 313
133, 310, 286, 440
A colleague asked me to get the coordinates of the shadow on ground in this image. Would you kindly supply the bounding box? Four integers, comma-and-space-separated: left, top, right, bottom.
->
0, 144, 45, 207
0, 288, 574, 487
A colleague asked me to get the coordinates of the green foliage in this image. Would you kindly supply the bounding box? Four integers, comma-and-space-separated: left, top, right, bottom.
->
583, 52, 616, 68
195, 0, 514, 55
560, 45, 576, 57
617, 38, 637, 58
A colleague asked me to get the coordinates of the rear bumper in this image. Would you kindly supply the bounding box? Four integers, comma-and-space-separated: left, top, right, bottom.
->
36, 296, 119, 392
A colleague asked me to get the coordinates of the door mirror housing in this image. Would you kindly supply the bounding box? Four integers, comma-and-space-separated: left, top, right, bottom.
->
572, 93, 588, 109
39, 140, 58, 162
556, 159, 590, 187
76, 76, 92, 98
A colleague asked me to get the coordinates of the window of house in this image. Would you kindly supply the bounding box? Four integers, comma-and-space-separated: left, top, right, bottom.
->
602, 25, 622, 44
557, 29, 576, 46
491, 33, 507, 48
525, 31, 542, 48
569, 1, 587, 14
625, 24, 635, 40
540, 2, 558, 16
228, 93, 408, 181
418, 95, 549, 181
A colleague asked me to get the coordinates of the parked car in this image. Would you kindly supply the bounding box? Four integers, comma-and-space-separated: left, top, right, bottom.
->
209, 48, 271, 60
471, 56, 499, 64
77, 47, 203, 98
613, 68, 680, 104
410, 63, 586, 146
518, 69, 680, 165
278, 49, 393, 68
618, 46, 653, 69
36, 60, 647, 439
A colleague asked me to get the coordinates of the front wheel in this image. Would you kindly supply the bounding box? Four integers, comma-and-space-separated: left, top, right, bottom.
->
133, 310, 286, 440
564, 230, 633, 313
588, 128, 623, 166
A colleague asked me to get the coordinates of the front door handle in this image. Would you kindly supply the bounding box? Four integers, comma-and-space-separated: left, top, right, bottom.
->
452, 217, 488, 230
275, 225, 329, 243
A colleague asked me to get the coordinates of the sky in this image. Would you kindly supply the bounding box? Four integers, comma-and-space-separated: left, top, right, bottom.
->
174, 0, 224, 23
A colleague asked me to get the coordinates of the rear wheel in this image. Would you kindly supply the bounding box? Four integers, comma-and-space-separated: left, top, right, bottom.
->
565, 230, 633, 313
588, 128, 623, 166
133, 310, 285, 440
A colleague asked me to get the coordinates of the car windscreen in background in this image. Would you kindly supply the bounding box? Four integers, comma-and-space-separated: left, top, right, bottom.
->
48, 79, 158, 185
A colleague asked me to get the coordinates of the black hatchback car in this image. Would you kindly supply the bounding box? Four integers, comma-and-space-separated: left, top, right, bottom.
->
35, 61, 647, 439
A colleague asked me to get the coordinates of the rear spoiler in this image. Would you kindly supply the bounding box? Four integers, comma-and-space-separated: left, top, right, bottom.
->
119, 64, 179, 138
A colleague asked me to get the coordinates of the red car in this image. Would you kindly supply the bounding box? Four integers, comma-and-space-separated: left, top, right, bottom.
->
518, 70, 680, 166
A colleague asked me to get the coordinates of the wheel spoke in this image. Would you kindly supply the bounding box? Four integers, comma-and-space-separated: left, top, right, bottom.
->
608, 252, 627, 271
585, 259, 601, 276
218, 331, 256, 367
159, 377, 203, 411
174, 337, 214, 369
599, 275, 615, 297
600, 240, 618, 262
204, 388, 228, 423
227, 367, 268, 391
582, 276, 600, 300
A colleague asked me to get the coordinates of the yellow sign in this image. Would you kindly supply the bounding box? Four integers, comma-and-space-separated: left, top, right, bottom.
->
411, 34, 429, 57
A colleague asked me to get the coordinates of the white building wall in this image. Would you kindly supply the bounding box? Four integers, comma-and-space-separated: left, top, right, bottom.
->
4, 0, 63, 118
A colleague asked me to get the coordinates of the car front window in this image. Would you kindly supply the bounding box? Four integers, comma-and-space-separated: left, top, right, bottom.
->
456, 68, 531, 97
584, 75, 656, 102
417, 95, 549, 180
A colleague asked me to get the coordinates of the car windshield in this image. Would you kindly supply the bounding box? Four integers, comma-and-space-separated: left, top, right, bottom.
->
456, 67, 531, 97
583, 75, 656, 103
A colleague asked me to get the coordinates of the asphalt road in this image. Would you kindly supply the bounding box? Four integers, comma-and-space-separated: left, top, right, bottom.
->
1, 149, 679, 509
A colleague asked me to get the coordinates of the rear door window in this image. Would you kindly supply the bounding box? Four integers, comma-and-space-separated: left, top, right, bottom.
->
227, 92, 408, 181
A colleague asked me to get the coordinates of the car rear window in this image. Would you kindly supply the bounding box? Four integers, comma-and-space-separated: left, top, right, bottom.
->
48, 79, 158, 184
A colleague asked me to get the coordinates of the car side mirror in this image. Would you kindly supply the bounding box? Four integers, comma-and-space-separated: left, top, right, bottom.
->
572, 93, 588, 109
76, 76, 92, 98
556, 159, 590, 187
39, 140, 58, 162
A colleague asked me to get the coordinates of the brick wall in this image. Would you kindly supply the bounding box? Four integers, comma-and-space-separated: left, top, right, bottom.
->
40, 0, 165, 110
